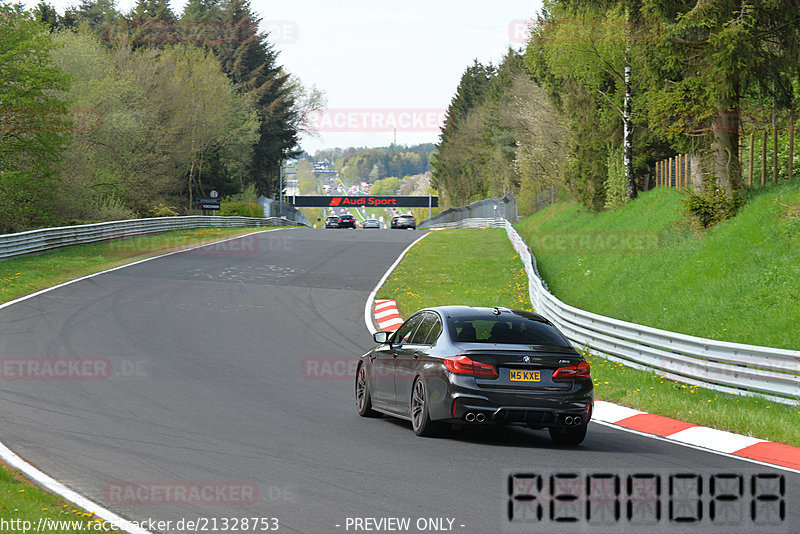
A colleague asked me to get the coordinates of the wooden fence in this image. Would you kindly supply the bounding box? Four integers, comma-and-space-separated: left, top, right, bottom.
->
654, 126, 797, 189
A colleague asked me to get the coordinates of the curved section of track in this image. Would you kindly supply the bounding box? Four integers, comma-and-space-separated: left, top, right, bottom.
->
0, 228, 796, 533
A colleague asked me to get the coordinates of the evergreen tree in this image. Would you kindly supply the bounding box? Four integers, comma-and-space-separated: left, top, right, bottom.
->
432, 60, 495, 203
209, 0, 298, 197
128, 0, 177, 47
32, 2, 60, 31
182, 0, 222, 21
64, 0, 120, 31
130, 0, 175, 21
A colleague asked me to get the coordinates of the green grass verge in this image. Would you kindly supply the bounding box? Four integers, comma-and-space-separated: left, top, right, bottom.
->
516, 181, 800, 350
375, 226, 800, 447
377, 228, 533, 317
0, 463, 121, 532
0, 227, 267, 305
586, 356, 800, 447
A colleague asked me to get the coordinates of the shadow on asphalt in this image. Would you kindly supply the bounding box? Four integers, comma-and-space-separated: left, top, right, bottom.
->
371, 416, 629, 452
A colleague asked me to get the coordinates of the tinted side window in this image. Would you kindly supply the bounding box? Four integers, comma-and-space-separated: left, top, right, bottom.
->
410, 313, 437, 345
393, 314, 424, 345
424, 317, 443, 345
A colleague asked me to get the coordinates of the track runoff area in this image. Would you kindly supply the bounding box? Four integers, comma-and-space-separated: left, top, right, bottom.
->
0, 227, 796, 534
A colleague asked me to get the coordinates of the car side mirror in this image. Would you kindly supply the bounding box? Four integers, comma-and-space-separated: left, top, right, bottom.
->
373, 331, 390, 344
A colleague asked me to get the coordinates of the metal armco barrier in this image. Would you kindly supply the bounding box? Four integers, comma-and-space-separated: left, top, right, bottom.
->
0, 216, 302, 261
422, 218, 507, 229
503, 220, 800, 405
419, 193, 517, 228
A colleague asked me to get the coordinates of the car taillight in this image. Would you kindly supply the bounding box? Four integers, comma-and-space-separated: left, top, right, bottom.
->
444, 355, 498, 378
553, 360, 591, 379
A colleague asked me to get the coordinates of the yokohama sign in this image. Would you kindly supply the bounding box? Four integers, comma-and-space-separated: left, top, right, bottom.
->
291, 196, 438, 208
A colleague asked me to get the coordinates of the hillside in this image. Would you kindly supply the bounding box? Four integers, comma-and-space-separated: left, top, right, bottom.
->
516, 181, 800, 350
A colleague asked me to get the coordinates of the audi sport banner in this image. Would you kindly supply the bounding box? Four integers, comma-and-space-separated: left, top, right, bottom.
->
290, 196, 439, 208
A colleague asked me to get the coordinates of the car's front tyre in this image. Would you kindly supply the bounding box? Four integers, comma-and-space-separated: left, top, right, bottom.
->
548, 423, 588, 446
410, 378, 442, 437
356, 364, 381, 418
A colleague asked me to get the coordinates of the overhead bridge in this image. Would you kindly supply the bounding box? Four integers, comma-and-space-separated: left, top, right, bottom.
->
290, 195, 438, 208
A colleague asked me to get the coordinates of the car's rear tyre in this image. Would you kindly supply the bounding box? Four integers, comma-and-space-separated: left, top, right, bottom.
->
356, 365, 381, 418
410, 378, 441, 437
548, 423, 588, 446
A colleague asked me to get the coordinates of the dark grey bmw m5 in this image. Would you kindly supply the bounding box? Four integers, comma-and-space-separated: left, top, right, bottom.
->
356, 306, 594, 445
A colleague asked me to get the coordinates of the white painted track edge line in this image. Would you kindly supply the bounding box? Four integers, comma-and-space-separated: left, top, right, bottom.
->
0, 227, 288, 534
363, 232, 431, 334
0, 441, 151, 534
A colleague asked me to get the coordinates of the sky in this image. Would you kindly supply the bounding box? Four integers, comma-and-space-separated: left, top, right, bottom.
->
25, 0, 543, 155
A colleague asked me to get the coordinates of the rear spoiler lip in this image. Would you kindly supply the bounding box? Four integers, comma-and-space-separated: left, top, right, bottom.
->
453, 344, 580, 356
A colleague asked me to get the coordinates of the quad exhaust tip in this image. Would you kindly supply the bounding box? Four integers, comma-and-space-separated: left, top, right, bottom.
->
464, 412, 486, 423
563, 415, 583, 426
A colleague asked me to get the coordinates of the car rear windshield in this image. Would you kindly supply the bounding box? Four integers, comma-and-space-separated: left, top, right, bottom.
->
447, 313, 571, 347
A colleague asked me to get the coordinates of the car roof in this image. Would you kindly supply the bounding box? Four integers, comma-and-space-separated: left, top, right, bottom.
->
415, 305, 549, 323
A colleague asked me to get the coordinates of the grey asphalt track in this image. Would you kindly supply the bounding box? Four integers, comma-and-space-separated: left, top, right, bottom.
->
0, 228, 796, 534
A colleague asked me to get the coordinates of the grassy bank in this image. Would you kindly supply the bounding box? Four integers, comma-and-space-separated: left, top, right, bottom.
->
376, 227, 799, 446
0, 462, 119, 533
516, 181, 800, 350
0, 227, 270, 305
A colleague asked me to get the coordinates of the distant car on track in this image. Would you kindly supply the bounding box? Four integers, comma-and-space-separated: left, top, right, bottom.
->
363, 219, 381, 229
391, 214, 416, 229
325, 216, 339, 229
337, 214, 356, 229
356, 306, 593, 444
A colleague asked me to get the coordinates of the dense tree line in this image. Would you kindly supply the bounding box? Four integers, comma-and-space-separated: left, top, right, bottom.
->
319, 144, 435, 184
433, 1, 800, 219
431, 51, 568, 212
1, 0, 319, 233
